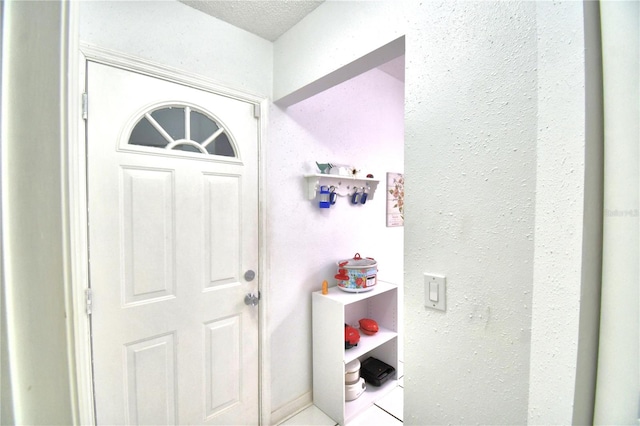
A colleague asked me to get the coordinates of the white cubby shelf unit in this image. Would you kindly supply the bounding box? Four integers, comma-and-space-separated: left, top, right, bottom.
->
312, 281, 399, 425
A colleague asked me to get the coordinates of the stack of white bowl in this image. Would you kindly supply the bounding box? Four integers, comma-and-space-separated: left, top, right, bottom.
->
344, 358, 366, 401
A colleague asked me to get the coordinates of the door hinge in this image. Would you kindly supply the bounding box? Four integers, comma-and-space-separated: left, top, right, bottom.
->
85, 288, 93, 315
82, 93, 88, 120
253, 103, 260, 119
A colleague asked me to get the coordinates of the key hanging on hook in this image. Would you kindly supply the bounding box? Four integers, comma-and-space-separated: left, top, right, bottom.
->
360, 186, 368, 204
329, 186, 337, 205
351, 188, 360, 204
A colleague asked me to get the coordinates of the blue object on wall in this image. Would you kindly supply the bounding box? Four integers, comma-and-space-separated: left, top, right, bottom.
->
319, 185, 331, 208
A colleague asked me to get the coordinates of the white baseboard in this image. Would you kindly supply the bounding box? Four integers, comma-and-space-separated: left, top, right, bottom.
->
270, 391, 313, 425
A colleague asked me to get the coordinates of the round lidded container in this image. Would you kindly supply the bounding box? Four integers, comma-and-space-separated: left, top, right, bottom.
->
335, 253, 377, 292
345, 377, 366, 401
345, 358, 361, 385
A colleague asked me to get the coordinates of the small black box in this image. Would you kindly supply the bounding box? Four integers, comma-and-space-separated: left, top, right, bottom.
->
360, 357, 395, 387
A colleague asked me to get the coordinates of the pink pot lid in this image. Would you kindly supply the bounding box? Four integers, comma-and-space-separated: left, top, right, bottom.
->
338, 253, 377, 268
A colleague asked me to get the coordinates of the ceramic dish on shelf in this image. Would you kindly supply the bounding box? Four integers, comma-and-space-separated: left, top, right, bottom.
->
345, 377, 366, 401
345, 358, 361, 385
335, 253, 377, 292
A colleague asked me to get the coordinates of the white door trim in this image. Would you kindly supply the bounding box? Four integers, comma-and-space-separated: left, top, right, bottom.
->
68, 43, 270, 425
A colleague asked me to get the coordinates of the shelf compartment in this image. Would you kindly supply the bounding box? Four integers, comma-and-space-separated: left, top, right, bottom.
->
344, 329, 397, 364
344, 379, 399, 423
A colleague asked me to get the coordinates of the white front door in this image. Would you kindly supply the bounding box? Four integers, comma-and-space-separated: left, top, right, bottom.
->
86, 61, 260, 425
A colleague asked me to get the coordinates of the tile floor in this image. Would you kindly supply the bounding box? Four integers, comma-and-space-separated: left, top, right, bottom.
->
279, 363, 403, 426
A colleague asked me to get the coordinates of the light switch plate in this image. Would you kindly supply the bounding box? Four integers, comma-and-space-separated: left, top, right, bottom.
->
424, 273, 446, 311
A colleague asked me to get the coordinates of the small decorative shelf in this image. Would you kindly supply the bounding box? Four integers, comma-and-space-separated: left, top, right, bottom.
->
304, 174, 380, 201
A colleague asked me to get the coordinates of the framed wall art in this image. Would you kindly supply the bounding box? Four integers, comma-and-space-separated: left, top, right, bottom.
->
386, 172, 404, 227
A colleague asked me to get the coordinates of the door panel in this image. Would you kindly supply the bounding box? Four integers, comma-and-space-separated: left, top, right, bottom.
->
121, 167, 176, 304
125, 333, 177, 425
204, 316, 241, 417
204, 173, 241, 287
87, 61, 259, 425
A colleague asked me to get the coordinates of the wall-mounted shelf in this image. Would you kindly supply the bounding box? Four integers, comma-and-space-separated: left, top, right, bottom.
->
304, 174, 380, 201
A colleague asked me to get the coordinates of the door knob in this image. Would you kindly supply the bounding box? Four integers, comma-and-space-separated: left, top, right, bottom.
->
244, 292, 260, 306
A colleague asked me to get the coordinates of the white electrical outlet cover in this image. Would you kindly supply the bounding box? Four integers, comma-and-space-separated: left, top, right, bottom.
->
424, 273, 446, 311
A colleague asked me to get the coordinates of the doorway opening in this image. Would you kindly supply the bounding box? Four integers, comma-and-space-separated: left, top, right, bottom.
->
270, 42, 405, 424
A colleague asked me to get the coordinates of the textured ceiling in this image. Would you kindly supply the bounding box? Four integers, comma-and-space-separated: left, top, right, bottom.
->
180, 0, 325, 42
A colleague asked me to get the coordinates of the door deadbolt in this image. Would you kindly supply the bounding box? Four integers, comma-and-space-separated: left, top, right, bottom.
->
244, 270, 256, 281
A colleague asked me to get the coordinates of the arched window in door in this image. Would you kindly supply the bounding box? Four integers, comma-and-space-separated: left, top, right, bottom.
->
128, 105, 237, 157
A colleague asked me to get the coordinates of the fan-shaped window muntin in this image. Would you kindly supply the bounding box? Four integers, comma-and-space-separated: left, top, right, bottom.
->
128, 105, 237, 158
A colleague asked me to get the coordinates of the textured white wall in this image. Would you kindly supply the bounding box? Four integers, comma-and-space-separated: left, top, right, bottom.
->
80, 1, 273, 97
267, 67, 404, 417
528, 2, 587, 423
275, 1, 590, 423
403, 2, 537, 423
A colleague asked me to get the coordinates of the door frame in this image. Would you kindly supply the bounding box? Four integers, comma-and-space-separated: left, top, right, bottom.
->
68, 43, 270, 425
